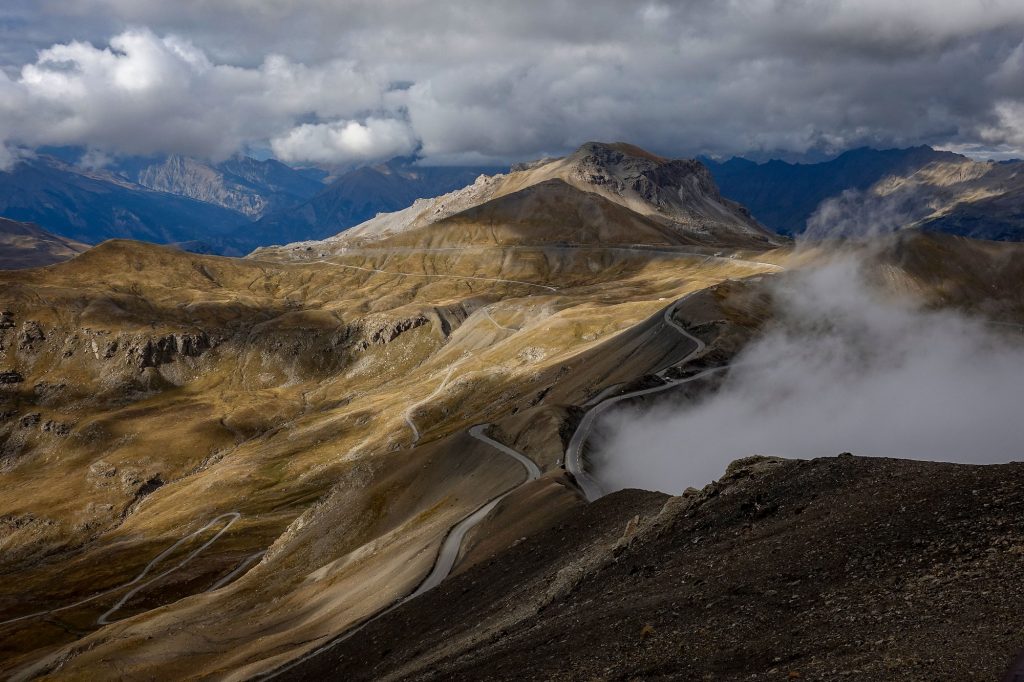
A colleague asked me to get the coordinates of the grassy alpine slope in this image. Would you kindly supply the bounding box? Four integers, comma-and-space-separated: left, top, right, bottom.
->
0, 238, 776, 679
1, 143, 1022, 680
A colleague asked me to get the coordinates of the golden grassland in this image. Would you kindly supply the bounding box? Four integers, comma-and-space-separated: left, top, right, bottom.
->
0, 238, 778, 679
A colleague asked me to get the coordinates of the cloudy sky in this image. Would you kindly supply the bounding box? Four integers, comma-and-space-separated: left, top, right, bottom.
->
3, 0, 1024, 167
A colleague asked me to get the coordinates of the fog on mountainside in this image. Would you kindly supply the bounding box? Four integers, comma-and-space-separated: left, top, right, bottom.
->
707, 146, 1024, 242
804, 188, 935, 241
805, 157, 1024, 242
595, 256, 1024, 495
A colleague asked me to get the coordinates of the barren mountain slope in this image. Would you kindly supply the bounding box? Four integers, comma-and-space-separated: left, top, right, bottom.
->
283, 454, 1024, 681
2, 180, 1021, 682
0, 234, 778, 679
263, 141, 781, 258
364, 179, 708, 249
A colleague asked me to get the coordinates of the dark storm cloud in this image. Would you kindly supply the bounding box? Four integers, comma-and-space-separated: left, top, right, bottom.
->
2, 1, 1024, 167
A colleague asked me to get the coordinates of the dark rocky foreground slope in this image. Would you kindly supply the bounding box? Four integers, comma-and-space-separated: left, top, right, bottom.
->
281, 455, 1024, 681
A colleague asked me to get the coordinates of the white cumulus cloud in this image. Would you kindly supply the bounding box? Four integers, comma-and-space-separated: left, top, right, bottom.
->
0, 28, 391, 164
270, 118, 417, 165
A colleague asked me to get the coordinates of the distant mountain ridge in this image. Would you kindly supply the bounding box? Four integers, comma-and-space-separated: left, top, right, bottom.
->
805, 157, 1024, 241
6, 143, 1023, 262
702, 146, 964, 235
261, 141, 782, 257
0, 155, 251, 253
0, 152, 505, 257
115, 154, 324, 218
247, 159, 507, 246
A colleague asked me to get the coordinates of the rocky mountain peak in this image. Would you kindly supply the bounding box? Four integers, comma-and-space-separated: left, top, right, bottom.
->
554, 141, 775, 242
566, 141, 724, 209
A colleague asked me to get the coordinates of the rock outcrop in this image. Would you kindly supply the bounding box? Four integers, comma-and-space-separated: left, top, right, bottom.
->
132, 332, 213, 369
560, 142, 770, 238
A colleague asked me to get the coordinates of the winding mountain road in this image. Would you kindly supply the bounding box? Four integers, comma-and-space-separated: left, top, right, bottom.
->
207, 550, 267, 593
564, 292, 720, 501
482, 305, 517, 332
412, 425, 541, 595
96, 512, 241, 624
403, 363, 461, 444
403, 302, 520, 444
316, 260, 559, 292
4, 244, 786, 677
259, 269, 770, 677
467, 424, 542, 479
257, 424, 541, 680
1, 512, 241, 628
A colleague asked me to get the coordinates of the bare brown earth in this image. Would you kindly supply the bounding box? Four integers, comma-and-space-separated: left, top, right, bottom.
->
282, 454, 1024, 681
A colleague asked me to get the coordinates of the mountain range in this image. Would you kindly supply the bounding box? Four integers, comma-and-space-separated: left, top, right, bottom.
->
0, 152, 505, 256
0, 155, 250, 252
704, 145, 1024, 240
2, 144, 1023, 262
2, 141, 1024, 679
116, 154, 326, 219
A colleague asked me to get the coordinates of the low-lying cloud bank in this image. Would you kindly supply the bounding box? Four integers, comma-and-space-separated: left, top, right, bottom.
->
595, 258, 1024, 495
803, 188, 937, 241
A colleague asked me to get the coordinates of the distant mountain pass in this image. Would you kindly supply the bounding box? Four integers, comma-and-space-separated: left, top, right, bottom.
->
0, 218, 88, 269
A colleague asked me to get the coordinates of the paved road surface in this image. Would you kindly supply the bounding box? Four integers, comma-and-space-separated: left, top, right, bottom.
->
207, 550, 266, 593
564, 291, 717, 501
